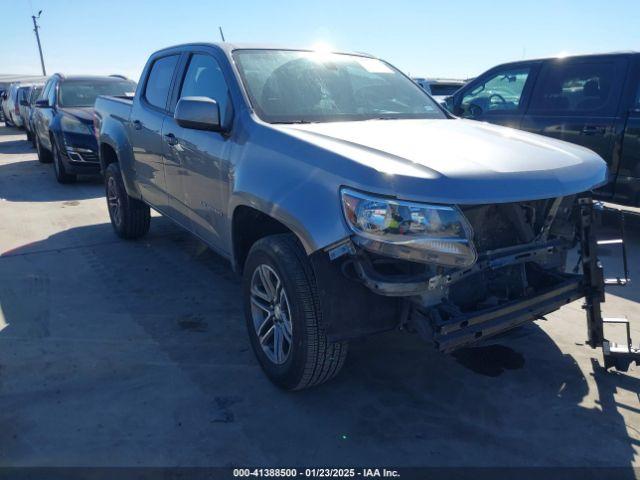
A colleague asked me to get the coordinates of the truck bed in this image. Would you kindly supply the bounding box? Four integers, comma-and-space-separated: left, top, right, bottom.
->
94, 95, 133, 122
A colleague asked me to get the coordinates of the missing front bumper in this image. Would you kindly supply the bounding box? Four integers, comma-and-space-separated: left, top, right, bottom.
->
410, 273, 584, 353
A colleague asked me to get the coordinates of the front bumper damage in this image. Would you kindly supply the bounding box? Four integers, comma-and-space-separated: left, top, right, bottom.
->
316, 195, 584, 348
314, 195, 639, 372
412, 272, 583, 352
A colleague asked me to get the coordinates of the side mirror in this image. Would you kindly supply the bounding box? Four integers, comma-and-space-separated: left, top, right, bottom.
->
174, 96, 222, 132
35, 99, 51, 108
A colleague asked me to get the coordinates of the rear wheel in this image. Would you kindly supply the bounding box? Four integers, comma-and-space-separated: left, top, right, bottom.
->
52, 138, 76, 184
243, 234, 348, 390
105, 162, 150, 239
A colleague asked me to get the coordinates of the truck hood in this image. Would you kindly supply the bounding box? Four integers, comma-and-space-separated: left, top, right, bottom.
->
276, 118, 608, 204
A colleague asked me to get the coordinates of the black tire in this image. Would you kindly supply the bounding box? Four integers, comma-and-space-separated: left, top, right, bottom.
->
26, 129, 32, 143
52, 138, 76, 184
243, 234, 348, 390
105, 162, 150, 239
36, 135, 52, 163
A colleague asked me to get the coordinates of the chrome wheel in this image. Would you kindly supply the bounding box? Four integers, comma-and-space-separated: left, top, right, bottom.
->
250, 264, 293, 365
107, 176, 122, 226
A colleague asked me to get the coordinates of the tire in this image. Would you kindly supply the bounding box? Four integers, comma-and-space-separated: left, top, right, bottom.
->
105, 162, 150, 239
36, 135, 52, 163
52, 138, 76, 184
243, 234, 348, 390
26, 129, 32, 142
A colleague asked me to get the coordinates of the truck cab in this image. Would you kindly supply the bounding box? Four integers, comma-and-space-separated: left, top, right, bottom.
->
446, 52, 640, 207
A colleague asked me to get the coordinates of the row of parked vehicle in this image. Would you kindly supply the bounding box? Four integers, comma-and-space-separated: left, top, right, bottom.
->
1, 45, 637, 388
1, 74, 136, 183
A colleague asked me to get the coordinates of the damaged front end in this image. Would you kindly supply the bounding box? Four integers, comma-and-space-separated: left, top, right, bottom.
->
317, 192, 588, 352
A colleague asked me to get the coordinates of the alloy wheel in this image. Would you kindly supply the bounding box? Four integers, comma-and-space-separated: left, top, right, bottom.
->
107, 176, 122, 227
250, 264, 293, 365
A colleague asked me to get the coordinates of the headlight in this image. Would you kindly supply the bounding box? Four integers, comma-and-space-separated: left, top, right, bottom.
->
61, 115, 92, 135
341, 188, 477, 267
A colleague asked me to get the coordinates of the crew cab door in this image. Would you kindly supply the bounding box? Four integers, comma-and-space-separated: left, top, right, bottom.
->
615, 64, 640, 206
130, 53, 180, 211
450, 62, 539, 129
162, 51, 232, 252
519, 57, 629, 198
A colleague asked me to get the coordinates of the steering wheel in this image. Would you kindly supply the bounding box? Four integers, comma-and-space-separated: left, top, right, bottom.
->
354, 84, 384, 104
488, 93, 507, 104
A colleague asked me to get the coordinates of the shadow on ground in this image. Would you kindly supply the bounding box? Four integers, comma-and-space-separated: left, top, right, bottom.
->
0, 219, 637, 467
0, 124, 24, 136
0, 158, 103, 202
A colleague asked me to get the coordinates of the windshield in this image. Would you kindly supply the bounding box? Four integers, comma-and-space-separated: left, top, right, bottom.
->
58, 80, 137, 107
30, 86, 43, 103
233, 50, 445, 123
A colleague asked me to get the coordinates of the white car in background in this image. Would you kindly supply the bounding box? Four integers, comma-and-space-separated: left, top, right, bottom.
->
2, 83, 22, 127
413, 78, 467, 106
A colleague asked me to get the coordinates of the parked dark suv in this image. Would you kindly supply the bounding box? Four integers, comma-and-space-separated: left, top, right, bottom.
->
446, 52, 640, 207
32, 73, 136, 183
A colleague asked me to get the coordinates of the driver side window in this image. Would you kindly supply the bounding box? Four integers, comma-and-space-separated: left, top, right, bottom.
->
459, 67, 530, 118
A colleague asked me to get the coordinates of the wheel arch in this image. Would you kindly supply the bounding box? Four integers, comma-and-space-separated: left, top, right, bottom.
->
231, 204, 306, 274
98, 132, 142, 199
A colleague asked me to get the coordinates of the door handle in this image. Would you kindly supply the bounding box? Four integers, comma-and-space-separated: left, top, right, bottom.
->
581, 125, 606, 136
164, 132, 178, 146
133, 119, 142, 130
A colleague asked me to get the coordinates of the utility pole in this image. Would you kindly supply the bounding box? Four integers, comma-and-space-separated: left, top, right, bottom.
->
31, 10, 47, 76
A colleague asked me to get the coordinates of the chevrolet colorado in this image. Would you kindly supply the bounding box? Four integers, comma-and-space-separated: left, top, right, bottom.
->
94, 43, 608, 390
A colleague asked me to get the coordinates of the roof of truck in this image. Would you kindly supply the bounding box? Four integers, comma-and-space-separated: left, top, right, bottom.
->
491, 51, 639, 68
51, 74, 134, 82
152, 42, 376, 58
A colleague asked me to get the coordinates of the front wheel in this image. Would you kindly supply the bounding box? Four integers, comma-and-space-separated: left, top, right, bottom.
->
105, 162, 150, 239
36, 135, 52, 163
243, 234, 348, 390
52, 138, 76, 184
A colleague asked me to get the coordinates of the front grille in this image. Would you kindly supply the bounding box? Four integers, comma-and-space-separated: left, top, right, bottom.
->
66, 149, 98, 163
79, 151, 98, 162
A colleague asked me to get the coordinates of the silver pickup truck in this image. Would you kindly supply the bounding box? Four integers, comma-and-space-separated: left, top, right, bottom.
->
94, 43, 608, 390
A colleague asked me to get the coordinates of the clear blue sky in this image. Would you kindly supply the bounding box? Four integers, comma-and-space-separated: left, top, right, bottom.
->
2, 0, 639, 81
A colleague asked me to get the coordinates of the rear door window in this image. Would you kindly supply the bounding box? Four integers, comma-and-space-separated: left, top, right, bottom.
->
460, 67, 531, 116
528, 60, 624, 115
144, 55, 179, 110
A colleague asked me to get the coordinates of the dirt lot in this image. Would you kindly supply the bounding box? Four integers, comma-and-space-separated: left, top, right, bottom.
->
0, 123, 639, 468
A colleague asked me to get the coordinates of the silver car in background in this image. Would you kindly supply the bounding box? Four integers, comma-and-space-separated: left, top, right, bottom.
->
2, 84, 22, 127
20, 84, 45, 143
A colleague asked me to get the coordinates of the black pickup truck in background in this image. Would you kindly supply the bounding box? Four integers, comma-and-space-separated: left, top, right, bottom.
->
446, 52, 640, 207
